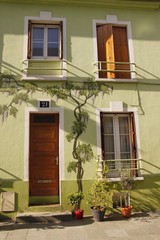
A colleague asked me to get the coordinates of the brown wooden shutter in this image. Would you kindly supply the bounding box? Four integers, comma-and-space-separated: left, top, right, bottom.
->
97, 24, 115, 79
100, 112, 105, 160
130, 113, 138, 176
27, 20, 32, 59
105, 24, 115, 79
97, 25, 106, 78
113, 26, 130, 79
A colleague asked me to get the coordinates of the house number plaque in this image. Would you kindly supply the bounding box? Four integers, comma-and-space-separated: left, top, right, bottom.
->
39, 101, 50, 108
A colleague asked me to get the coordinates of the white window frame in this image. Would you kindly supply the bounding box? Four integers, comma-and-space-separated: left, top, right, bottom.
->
96, 105, 143, 181
103, 114, 132, 160
23, 11, 66, 81
31, 24, 61, 59
93, 15, 136, 82
102, 113, 133, 172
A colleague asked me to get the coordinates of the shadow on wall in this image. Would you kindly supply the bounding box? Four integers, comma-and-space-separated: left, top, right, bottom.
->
140, 159, 160, 176
132, 186, 160, 211
131, 170, 160, 211
0, 168, 22, 212
0, 168, 22, 187
136, 65, 160, 81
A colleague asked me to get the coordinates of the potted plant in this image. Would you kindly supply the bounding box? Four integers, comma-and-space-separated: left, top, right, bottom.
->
120, 172, 135, 218
66, 192, 84, 219
87, 180, 111, 221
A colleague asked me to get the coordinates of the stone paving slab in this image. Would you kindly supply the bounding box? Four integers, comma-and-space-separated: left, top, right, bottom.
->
0, 212, 160, 240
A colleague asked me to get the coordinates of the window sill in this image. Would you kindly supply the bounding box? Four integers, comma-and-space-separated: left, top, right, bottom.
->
22, 76, 67, 81
95, 78, 137, 83
28, 58, 61, 62
107, 176, 144, 182
22, 59, 67, 80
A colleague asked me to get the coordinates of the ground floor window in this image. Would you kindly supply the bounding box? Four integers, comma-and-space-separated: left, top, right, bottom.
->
100, 112, 137, 178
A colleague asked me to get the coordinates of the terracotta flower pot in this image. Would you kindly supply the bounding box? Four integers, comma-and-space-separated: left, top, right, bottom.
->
121, 206, 132, 218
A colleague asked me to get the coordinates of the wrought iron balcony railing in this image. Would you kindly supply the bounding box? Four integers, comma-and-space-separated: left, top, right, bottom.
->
94, 61, 136, 79
22, 58, 67, 79
97, 158, 142, 179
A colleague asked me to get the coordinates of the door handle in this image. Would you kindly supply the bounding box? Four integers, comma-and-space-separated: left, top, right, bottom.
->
55, 156, 59, 165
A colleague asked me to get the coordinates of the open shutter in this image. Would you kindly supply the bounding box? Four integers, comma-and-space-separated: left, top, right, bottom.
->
130, 113, 137, 159
97, 24, 115, 79
113, 26, 130, 79
97, 25, 106, 78
130, 113, 138, 176
27, 20, 32, 59
100, 112, 105, 160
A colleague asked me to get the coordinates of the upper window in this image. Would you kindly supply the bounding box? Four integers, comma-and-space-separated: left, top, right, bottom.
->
28, 21, 63, 59
100, 113, 137, 177
22, 13, 66, 80
96, 24, 131, 79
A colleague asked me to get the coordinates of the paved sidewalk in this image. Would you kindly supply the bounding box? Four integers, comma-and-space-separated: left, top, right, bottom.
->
0, 212, 160, 240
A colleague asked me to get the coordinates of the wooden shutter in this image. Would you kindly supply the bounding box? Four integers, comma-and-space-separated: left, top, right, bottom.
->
113, 26, 130, 79
97, 24, 115, 79
130, 113, 136, 159
130, 113, 138, 176
27, 20, 32, 59
105, 24, 115, 79
97, 25, 106, 78
100, 112, 105, 160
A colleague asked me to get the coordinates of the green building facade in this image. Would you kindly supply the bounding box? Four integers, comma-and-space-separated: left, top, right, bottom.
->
0, 0, 160, 218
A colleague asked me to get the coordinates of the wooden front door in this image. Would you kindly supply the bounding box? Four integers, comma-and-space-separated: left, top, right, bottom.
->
29, 113, 59, 197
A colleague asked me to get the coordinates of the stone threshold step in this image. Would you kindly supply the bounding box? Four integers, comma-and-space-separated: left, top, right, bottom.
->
16, 211, 72, 223
26, 204, 63, 212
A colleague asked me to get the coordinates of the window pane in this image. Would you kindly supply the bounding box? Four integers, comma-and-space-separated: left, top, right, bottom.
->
105, 154, 115, 160
48, 43, 59, 56
103, 117, 113, 134
120, 135, 130, 153
119, 117, 131, 159
33, 114, 56, 123
48, 28, 59, 57
102, 117, 115, 160
104, 136, 114, 153
48, 28, 59, 42
121, 153, 131, 159
32, 28, 44, 56
119, 117, 129, 134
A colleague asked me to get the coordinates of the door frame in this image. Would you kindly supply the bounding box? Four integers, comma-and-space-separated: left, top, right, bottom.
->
24, 107, 64, 204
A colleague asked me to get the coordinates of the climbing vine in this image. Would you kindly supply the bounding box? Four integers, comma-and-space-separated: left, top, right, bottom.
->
0, 72, 112, 209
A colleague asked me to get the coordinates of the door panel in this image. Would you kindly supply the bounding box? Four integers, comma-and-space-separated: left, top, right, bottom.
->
29, 113, 59, 197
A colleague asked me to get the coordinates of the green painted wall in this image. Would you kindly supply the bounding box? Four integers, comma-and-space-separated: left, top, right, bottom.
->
0, 1, 160, 219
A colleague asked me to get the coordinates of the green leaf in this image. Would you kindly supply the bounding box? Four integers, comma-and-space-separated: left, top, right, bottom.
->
67, 161, 77, 173
66, 133, 74, 142
76, 143, 94, 163
66, 192, 84, 206
10, 106, 18, 117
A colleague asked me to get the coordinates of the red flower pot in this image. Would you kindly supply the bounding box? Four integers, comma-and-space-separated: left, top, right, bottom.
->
75, 210, 84, 219
121, 206, 132, 218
